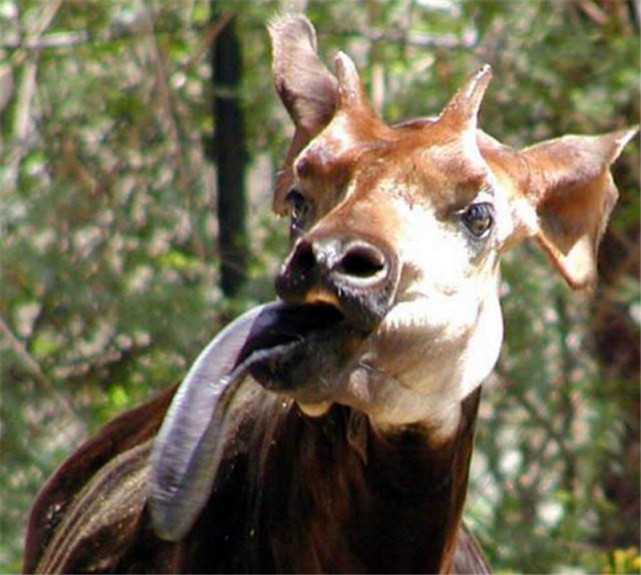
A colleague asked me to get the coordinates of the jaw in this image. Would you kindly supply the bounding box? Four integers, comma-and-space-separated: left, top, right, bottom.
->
343, 290, 504, 433
241, 286, 503, 434
239, 302, 366, 407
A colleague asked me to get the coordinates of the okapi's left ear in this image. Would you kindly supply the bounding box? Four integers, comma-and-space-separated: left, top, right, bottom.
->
521, 127, 637, 288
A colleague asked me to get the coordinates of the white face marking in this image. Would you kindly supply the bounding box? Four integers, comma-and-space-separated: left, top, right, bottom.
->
330, 179, 506, 430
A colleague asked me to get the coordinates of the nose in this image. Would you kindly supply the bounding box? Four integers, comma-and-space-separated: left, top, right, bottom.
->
283, 237, 388, 288
276, 235, 398, 331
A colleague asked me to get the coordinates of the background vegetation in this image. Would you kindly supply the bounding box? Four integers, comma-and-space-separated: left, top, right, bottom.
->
1, 1, 639, 573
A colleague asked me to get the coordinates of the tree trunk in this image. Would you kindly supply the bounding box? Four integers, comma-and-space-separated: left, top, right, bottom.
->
210, 12, 248, 297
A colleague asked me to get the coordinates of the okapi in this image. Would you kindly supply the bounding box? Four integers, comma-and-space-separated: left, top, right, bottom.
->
23, 14, 636, 575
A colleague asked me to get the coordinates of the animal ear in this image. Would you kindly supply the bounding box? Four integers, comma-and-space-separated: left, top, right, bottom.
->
521, 127, 637, 288
268, 14, 338, 215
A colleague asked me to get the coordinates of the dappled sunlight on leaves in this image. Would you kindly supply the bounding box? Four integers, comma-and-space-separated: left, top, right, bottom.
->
1, 1, 638, 572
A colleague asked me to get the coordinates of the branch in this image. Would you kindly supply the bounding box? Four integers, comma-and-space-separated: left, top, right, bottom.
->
0, 18, 224, 52
0, 315, 81, 422
3, 0, 64, 193
329, 26, 477, 50
1, 30, 88, 51
1, 17, 474, 54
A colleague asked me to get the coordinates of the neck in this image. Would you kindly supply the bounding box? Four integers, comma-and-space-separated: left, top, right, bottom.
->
359, 386, 482, 573
251, 386, 482, 573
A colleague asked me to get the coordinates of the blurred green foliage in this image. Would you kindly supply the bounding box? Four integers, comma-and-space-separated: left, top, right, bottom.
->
1, 1, 638, 573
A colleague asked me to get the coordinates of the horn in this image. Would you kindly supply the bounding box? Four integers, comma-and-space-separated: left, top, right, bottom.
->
438, 64, 493, 132
334, 51, 369, 111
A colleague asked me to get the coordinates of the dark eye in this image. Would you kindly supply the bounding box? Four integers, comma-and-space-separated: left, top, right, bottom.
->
285, 189, 311, 237
461, 202, 494, 239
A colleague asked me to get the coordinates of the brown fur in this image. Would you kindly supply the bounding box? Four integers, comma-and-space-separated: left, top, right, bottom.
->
24, 383, 488, 574
23, 14, 635, 575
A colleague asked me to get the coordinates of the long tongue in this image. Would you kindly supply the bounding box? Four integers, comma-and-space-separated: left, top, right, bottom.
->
149, 301, 342, 542
237, 302, 344, 364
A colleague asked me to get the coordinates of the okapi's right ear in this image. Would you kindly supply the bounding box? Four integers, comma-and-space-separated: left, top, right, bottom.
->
268, 14, 338, 214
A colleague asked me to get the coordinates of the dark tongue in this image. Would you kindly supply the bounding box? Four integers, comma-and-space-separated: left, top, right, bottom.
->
236, 301, 344, 365
150, 300, 344, 543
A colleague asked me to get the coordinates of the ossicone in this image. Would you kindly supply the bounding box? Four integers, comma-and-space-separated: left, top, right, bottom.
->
438, 64, 493, 134
334, 51, 369, 112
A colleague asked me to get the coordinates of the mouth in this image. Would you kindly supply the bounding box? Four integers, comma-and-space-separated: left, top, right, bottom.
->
237, 301, 344, 359
236, 301, 363, 401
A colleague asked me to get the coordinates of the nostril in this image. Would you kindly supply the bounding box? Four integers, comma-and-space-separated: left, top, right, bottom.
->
292, 241, 316, 275
335, 243, 387, 279
276, 239, 318, 302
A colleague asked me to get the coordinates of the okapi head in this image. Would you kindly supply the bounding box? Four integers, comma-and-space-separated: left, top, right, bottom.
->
24, 14, 636, 575
246, 14, 635, 429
